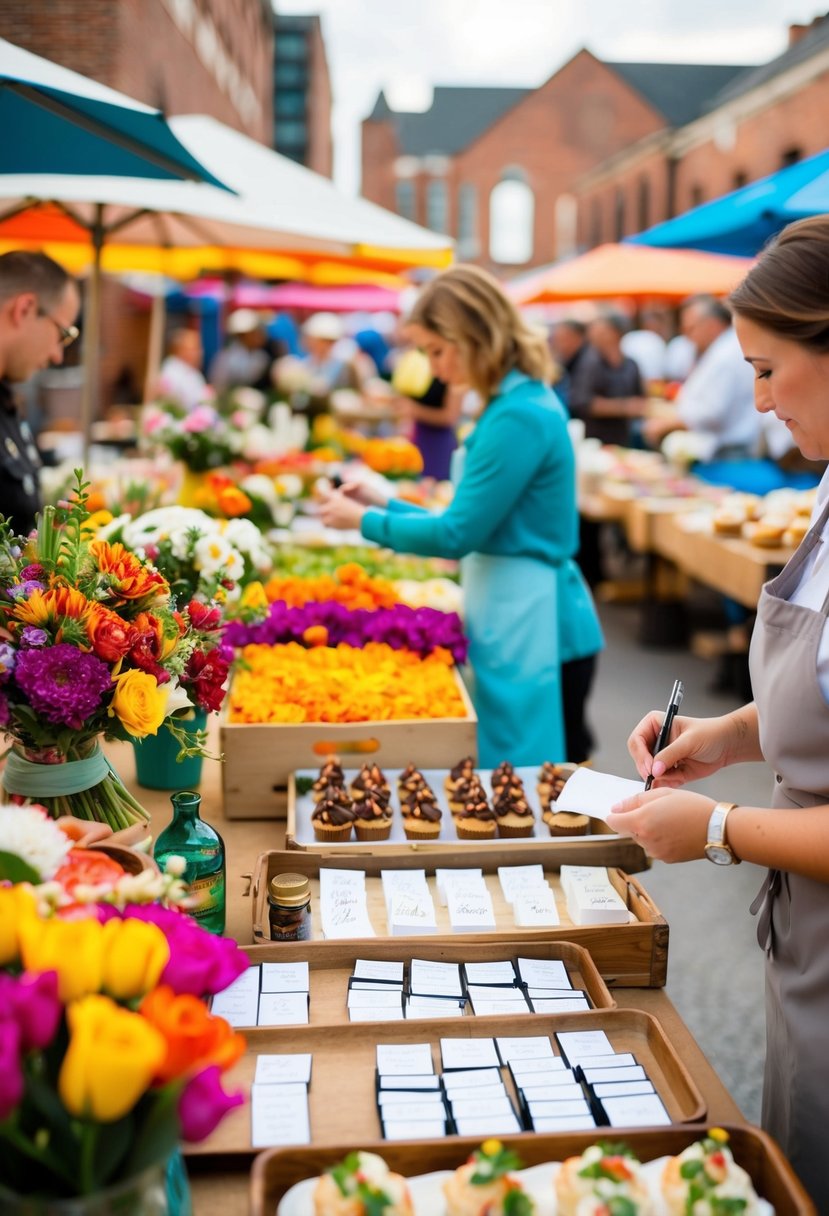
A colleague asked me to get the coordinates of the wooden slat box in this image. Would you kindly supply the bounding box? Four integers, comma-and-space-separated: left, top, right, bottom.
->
186, 1008, 704, 1161
233, 939, 615, 1028
221, 670, 477, 820
249, 1123, 816, 1216
250, 849, 669, 987
286, 765, 650, 873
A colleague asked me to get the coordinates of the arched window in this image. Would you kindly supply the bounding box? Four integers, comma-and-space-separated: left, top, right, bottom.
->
489, 169, 534, 264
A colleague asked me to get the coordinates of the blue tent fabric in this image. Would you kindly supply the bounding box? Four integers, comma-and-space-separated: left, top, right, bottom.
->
628, 149, 829, 256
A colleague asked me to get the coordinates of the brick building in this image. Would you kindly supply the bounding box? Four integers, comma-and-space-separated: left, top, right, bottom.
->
273, 13, 333, 178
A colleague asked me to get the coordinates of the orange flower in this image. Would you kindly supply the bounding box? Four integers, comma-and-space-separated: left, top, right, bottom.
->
216, 486, 252, 517
12, 585, 90, 629
131, 610, 179, 661
89, 540, 169, 601
140, 985, 245, 1082
263, 566, 398, 611
53, 849, 126, 897
302, 624, 329, 646
86, 602, 137, 662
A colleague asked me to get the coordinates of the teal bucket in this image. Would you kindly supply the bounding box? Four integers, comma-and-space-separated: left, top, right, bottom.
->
132, 711, 207, 790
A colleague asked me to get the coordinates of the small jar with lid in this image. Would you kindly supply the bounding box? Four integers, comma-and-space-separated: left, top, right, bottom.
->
268, 872, 313, 941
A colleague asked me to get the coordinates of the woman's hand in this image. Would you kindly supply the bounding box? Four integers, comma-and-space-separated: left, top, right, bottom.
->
628, 711, 748, 787
606, 787, 716, 863
338, 479, 389, 507
317, 487, 368, 531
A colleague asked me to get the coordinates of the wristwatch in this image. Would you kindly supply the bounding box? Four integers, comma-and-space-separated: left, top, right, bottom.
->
705, 802, 741, 865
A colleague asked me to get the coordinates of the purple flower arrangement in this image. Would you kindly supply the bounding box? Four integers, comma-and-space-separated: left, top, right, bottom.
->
224, 599, 468, 664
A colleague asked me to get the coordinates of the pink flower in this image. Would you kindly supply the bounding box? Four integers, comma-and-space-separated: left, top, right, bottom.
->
103, 905, 248, 995
0, 1018, 23, 1120
182, 406, 217, 434
0, 971, 62, 1051
178, 1066, 244, 1142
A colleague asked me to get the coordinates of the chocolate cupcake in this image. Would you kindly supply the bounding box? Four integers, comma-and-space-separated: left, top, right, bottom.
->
397, 763, 429, 797
449, 775, 487, 816
455, 790, 496, 840
350, 762, 390, 802
311, 784, 356, 842
402, 790, 443, 841
353, 789, 393, 841
444, 755, 475, 797
544, 810, 591, 837
536, 761, 569, 810
312, 756, 345, 801
493, 790, 535, 838
490, 761, 520, 797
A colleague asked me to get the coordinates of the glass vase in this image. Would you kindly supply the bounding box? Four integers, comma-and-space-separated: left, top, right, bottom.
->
0, 1150, 191, 1216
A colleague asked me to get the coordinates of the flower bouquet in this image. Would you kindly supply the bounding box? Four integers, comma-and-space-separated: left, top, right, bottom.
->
0, 477, 229, 827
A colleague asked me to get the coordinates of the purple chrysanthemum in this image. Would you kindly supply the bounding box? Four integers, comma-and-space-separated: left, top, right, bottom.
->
14, 643, 112, 730
6, 581, 44, 601
20, 627, 48, 648
0, 641, 15, 682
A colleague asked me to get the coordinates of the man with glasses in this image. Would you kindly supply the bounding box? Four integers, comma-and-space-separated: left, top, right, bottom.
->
0, 251, 80, 532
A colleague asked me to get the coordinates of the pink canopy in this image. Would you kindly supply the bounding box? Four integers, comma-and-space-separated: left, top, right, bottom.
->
186, 278, 402, 312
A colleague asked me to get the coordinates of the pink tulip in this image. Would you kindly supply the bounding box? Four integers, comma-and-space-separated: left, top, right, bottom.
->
181, 406, 217, 434
178, 1066, 244, 1142
0, 970, 62, 1051
0, 1017, 23, 1120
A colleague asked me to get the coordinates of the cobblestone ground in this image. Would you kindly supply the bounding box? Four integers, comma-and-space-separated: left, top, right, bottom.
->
590, 600, 767, 1121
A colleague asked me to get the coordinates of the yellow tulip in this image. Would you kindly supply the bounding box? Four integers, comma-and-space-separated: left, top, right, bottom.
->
101, 918, 170, 1000
59, 995, 167, 1121
239, 581, 268, 610
109, 668, 169, 737
19, 915, 104, 1002
0, 885, 38, 965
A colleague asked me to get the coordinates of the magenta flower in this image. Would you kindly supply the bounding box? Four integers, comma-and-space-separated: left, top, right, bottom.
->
182, 406, 217, 434
0, 1018, 23, 1120
14, 644, 112, 729
0, 971, 62, 1052
102, 905, 248, 995
0, 690, 9, 726
20, 564, 44, 581
178, 1066, 244, 1142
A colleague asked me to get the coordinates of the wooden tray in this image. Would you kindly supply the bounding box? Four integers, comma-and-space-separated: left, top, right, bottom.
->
286, 766, 650, 873
186, 1008, 705, 1160
248, 1123, 816, 1216
233, 939, 615, 1028
250, 850, 669, 987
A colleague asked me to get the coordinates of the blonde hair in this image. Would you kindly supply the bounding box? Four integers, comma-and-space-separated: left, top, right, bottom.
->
407, 264, 553, 400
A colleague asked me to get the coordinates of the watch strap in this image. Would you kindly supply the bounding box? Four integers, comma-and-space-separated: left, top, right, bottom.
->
706, 801, 741, 864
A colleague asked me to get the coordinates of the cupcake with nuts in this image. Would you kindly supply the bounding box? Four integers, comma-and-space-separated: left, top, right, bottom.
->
401, 787, 443, 841
455, 787, 497, 840
313, 756, 345, 801
445, 755, 475, 798
351, 762, 391, 802
311, 784, 356, 843
493, 788, 536, 838
353, 789, 393, 842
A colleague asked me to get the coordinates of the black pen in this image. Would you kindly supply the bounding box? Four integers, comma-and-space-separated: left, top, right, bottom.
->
644, 678, 684, 791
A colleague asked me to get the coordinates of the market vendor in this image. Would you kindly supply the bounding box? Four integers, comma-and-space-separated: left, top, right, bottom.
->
0, 251, 79, 533
319, 263, 603, 767
607, 214, 829, 1211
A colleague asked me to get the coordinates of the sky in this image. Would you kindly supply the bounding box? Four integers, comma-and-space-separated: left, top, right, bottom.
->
276, 0, 825, 194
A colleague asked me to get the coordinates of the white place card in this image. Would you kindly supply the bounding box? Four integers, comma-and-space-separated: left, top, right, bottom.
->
521, 1083, 585, 1105
409, 959, 464, 997
378, 1074, 442, 1091
516, 1070, 577, 1090
556, 767, 644, 823
435, 868, 483, 906
463, 961, 517, 986
405, 999, 465, 1020
526, 986, 574, 1000
442, 1068, 503, 1090
513, 890, 560, 927
466, 984, 526, 1003
496, 1035, 554, 1064
530, 996, 591, 1014
387, 889, 438, 936
509, 1060, 568, 1085
449, 1097, 516, 1119
253, 1054, 313, 1086
353, 959, 405, 984
516, 958, 570, 989
497, 864, 546, 903
250, 1086, 310, 1149
377, 1091, 446, 1109
527, 1098, 592, 1119
349, 1006, 406, 1023
383, 1119, 446, 1140
446, 885, 496, 933
454, 1114, 522, 1137
350, 980, 405, 993
601, 1093, 671, 1127
533, 1113, 597, 1131
440, 1037, 499, 1071
260, 962, 309, 993
593, 1080, 656, 1098
556, 1030, 614, 1066
223, 966, 261, 993
581, 1066, 648, 1086
446, 1084, 511, 1102
210, 986, 259, 1028
376, 1042, 434, 1076
319, 868, 375, 939
257, 992, 309, 1027
377, 1100, 447, 1122
577, 1052, 637, 1070
470, 999, 532, 1018
567, 884, 630, 926
347, 988, 404, 1010
381, 868, 429, 911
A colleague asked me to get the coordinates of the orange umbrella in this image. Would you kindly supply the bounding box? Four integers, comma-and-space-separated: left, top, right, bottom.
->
507, 243, 754, 305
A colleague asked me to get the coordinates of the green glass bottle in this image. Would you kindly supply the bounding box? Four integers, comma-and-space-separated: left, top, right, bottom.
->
154, 790, 226, 935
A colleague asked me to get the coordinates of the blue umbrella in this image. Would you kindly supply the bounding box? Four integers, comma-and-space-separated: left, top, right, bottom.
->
628, 148, 829, 256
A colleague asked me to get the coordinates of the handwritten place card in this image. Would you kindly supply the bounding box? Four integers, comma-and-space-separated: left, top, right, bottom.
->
257, 991, 309, 1027
513, 889, 560, 927
442, 1068, 503, 1090
454, 1114, 522, 1137
349, 1006, 406, 1023
556, 767, 644, 824
381, 869, 429, 910
446, 885, 496, 933
376, 1042, 434, 1076
209, 982, 259, 1028
260, 962, 309, 993
497, 864, 546, 903
319, 868, 375, 939
555, 1030, 614, 1067
527, 1098, 592, 1120
601, 1093, 671, 1127
516, 1070, 578, 1092
387, 889, 437, 936
435, 868, 483, 906
509, 1061, 568, 1088
470, 999, 532, 1018
347, 988, 404, 1010
577, 1052, 637, 1070
449, 1096, 516, 1120
534, 1113, 597, 1132
409, 959, 464, 998
353, 959, 405, 984
463, 961, 517, 986
530, 996, 591, 1015
440, 1037, 499, 1071
350, 980, 405, 993
378, 1074, 442, 1091
383, 1118, 446, 1140
447, 1084, 511, 1102
250, 1086, 310, 1149
496, 1035, 555, 1064
253, 1053, 312, 1086
593, 1080, 656, 1098
516, 958, 570, 989
377, 1097, 447, 1119
466, 984, 527, 1003
581, 1065, 648, 1086
405, 997, 465, 1020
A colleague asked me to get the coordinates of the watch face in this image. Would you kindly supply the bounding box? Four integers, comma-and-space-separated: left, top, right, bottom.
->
705, 844, 733, 866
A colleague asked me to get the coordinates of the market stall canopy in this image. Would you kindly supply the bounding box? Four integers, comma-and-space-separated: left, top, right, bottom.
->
506, 243, 753, 305
627, 149, 829, 256
187, 280, 404, 313
0, 38, 228, 187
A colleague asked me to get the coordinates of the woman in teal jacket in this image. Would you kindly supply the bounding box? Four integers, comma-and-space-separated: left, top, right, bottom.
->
320, 264, 602, 767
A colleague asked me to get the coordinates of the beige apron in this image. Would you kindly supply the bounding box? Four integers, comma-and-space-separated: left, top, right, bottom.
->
748, 491, 829, 1211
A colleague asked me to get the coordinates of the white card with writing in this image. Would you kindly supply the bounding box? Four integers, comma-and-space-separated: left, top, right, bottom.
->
353, 959, 405, 983
581, 1066, 648, 1085
516, 1070, 577, 1090
556, 1030, 614, 1066
446, 1084, 511, 1102
470, 999, 532, 1017
463, 961, 517, 986
209, 986, 259, 1027
377, 1091, 446, 1109
405, 998, 464, 1020
534, 1114, 597, 1131
347, 988, 403, 1010
593, 1080, 656, 1098
260, 962, 309, 993
376, 1042, 434, 1076
526, 986, 575, 1000
466, 984, 526, 1003
516, 958, 570, 989
250, 1087, 310, 1149
442, 1068, 503, 1090
510, 1061, 568, 1085
454, 1114, 521, 1137
513, 890, 560, 927
381, 868, 429, 910
530, 996, 591, 1014
319, 868, 375, 939
527, 1098, 591, 1119
387, 889, 437, 936
257, 992, 309, 1027
601, 1093, 671, 1127
350, 980, 405, 993
253, 1053, 312, 1086
522, 1083, 585, 1105
409, 959, 463, 997
556, 766, 644, 824
383, 1119, 446, 1140
576, 1052, 636, 1070
496, 1035, 554, 1063
446, 885, 496, 933
449, 1097, 516, 1119
497, 864, 546, 903
377, 1100, 447, 1122
378, 1074, 441, 1091
223, 966, 260, 993
435, 868, 482, 906
440, 1037, 499, 1070
349, 1006, 406, 1023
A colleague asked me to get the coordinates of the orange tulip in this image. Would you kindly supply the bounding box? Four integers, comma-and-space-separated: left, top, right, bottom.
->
140, 985, 245, 1082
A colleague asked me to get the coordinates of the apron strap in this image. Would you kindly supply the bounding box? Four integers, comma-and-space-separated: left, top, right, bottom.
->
751, 869, 781, 953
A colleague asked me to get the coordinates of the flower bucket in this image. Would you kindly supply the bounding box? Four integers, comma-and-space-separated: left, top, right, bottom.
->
132, 711, 207, 790
176, 466, 205, 508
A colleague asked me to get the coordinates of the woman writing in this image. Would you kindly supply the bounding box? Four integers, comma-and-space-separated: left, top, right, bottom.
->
606, 215, 829, 1209
319, 264, 602, 767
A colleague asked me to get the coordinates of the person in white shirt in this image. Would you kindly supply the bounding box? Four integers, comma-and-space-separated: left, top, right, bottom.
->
155, 328, 209, 411
620, 306, 668, 385
209, 309, 271, 393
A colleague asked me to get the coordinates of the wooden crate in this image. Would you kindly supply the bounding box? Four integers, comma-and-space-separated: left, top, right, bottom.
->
250, 849, 669, 987
248, 1123, 816, 1216
232, 939, 616, 1028
221, 669, 477, 820
186, 1008, 704, 1160
285, 765, 650, 872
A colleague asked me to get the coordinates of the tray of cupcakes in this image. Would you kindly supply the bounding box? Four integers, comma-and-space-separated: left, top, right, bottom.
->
285, 756, 648, 871
250, 1127, 813, 1215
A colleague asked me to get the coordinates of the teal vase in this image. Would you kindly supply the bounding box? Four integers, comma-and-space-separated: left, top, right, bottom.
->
132, 711, 207, 790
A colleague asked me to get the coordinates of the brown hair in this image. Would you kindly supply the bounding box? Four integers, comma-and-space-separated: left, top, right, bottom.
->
407, 263, 553, 399
729, 216, 829, 352
0, 250, 73, 310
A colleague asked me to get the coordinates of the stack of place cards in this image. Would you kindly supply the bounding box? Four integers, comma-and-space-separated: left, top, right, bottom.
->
443, 872, 496, 933
556, 1030, 670, 1128
250, 1053, 312, 1148
348, 959, 405, 1023
381, 870, 437, 936
517, 956, 591, 1014
210, 964, 310, 1027
464, 959, 531, 1018
406, 959, 466, 1019
319, 869, 375, 939
440, 1037, 521, 1136
435, 868, 482, 907
498, 865, 560, 927
375, 1043, 446, 1140
498, 1035, 596, 1132
559, 865, 630, 926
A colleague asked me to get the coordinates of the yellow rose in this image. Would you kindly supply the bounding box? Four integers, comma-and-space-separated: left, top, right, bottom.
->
0, 885, 38, 965
59, 995, 167, 1122
110, 669, 169, 737
101, 919, 170, 1000
19, 915, 104, 1002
